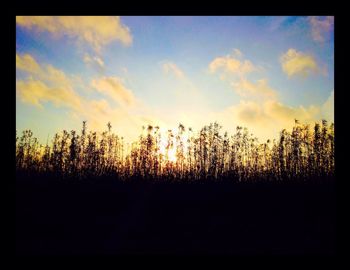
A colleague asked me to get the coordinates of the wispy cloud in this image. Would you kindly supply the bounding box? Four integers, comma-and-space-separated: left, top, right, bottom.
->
268, 16, 291, 31
91, 76, 137, 107
16, 17, 334, 145
83, 53, 105, 71
308, 16, 334, 43
16, 16, 132, 53
321, 90, 334, 121
162, 62, 185, 79
263, 99, 320, 124
16, 53, 165, 142
16, 53, 82, 109
232, 78, 277, 99
16, 53, 41, 74
209, 98, 323, 142
17, 53, 77, 87
16, 78, 82, 110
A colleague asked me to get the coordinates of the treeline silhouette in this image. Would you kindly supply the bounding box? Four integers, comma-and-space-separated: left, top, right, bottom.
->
16, 120, 334, 182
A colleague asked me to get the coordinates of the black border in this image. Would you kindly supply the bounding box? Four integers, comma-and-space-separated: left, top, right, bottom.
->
6, 4, 345, 266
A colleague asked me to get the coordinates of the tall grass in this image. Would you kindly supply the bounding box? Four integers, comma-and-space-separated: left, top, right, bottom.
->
16, 120, 334, 181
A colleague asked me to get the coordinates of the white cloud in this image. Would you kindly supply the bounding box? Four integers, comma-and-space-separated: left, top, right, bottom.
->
280, 48, 319, 78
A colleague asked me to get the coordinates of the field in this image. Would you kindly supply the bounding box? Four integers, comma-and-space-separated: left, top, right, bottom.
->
16, 121, 336, 255
16, 172, 335, 255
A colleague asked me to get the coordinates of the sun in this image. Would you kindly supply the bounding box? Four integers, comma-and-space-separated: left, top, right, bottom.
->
159, 135, 177, 163
167, 147, 177, 163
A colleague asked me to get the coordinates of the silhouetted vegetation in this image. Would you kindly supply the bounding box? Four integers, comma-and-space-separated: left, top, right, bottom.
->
16, 120, 334, 182
16, 120, 335, 255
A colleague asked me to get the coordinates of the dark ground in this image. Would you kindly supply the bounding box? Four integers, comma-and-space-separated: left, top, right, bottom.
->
16, 174, 336, 255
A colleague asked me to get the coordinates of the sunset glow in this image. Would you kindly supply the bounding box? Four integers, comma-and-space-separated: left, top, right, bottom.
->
16, 16, 334, 145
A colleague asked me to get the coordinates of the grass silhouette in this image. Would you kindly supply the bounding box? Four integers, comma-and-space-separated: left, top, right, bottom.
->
16, 120, 334, 182
16, 120, 335, 255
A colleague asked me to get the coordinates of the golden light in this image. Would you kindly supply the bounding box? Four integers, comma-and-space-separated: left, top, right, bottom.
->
158, 133, 177, 163
167, 147, 177, 163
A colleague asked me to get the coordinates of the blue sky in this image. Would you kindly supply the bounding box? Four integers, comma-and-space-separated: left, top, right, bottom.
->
16, 16, 334, 143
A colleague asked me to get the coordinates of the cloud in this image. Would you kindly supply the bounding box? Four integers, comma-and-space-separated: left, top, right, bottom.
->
235, 100, 266, 125
309, 16, 334, 43
16, 54, 168, 143
162, 62, 185, 79
16, 78, 82, 110
209, 54, 256, 77
88, 99, 111, 117
16, 53, 84, 111
232, 48, 243, 58
207, 48, 332, 141
321, 90, 334, 122
232, 78, 277, 99
155, 95, 324, 143
209, 99, 322, 142
91, 76, 137, 107
263, 100, 320, 124
235, 100, 319, 126
67, 97, 136, 141
16, 16, 132, 53
268, 16, 291, 31
81, 100, 169, 143
16, 53, 75, 88
280, 49, 319, 78
209, 50, 276, 99
16, 53, 41, 74
83, 53, 105, 71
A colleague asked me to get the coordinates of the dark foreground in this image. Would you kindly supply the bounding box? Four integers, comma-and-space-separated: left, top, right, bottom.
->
16, 174, 336, 255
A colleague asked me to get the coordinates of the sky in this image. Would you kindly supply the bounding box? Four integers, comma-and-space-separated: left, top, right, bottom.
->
16, 16, 334, 144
